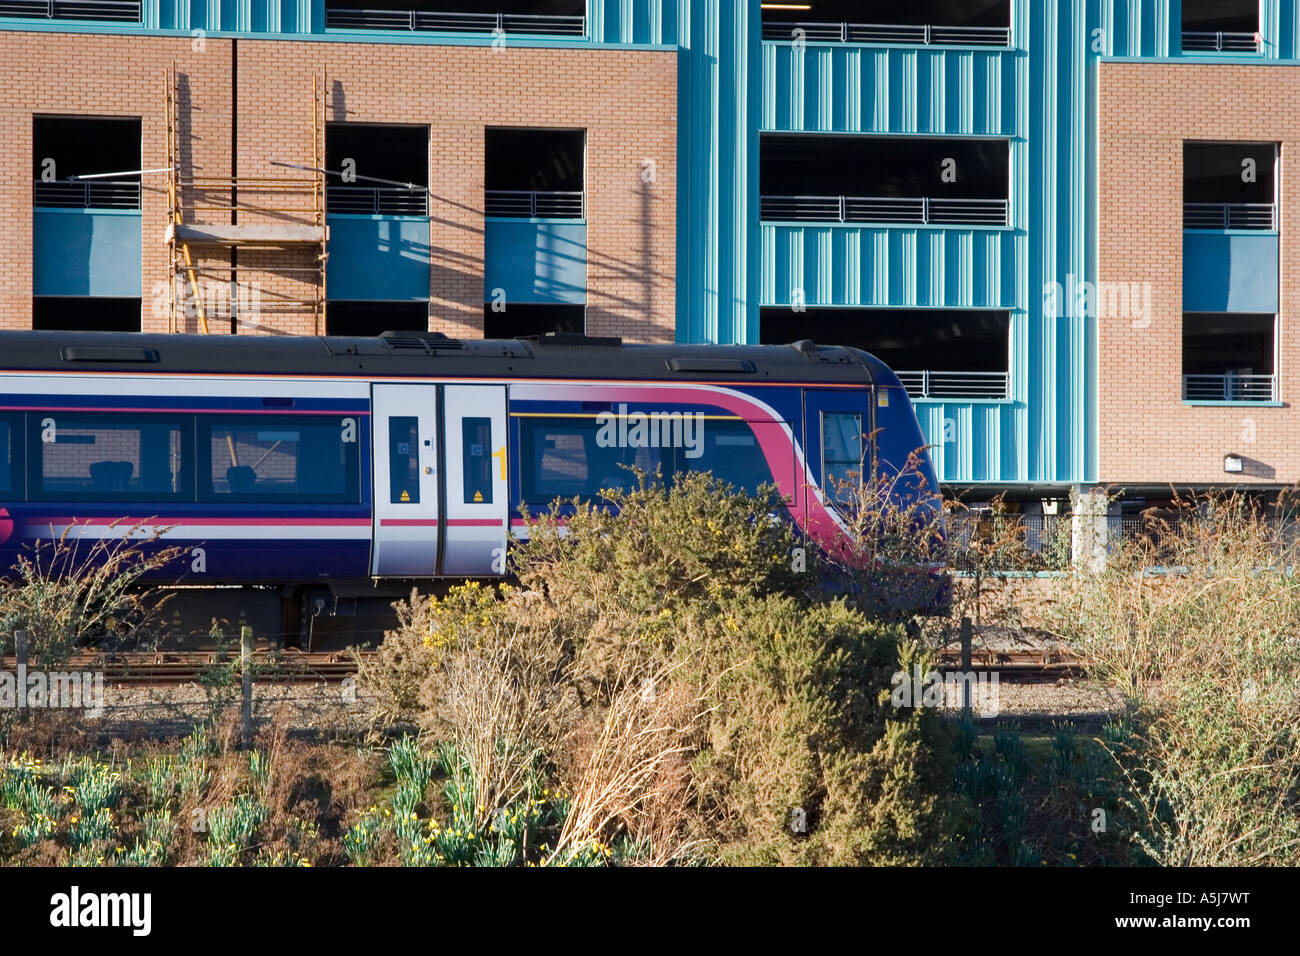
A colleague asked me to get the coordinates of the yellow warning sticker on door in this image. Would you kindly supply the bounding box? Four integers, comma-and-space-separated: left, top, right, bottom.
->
400, 489, 410, 502
473, 490, 483, 502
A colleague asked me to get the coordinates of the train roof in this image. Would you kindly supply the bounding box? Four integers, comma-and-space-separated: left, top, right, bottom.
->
0, 331, 899, 386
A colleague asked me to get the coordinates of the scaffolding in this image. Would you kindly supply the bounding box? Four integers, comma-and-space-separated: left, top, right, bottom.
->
164, 65, 328, 334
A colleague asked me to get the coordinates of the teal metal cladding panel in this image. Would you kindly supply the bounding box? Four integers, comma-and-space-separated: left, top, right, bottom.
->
754, 1, 1104, 489
762, 44, 1016, 136
858, 0, 1100, 488
34, 209, 142, 297
154, 0, 314, 33
915, 402, 1019, 484
1183, 232, 1280, 313
675, 0, 760, 344
326, 215, 430, 301
760, 225, 1016, 309
590, 0, 678, 45
1262, 0, 1300, 60
483, 219, 587, 305
1101, 0, 1176, 57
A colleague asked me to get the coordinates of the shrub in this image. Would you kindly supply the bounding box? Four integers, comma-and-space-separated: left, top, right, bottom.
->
358, 470, 967, 865
683, 594, 960, 865
1051, 491, 1300, 866
0, 523, 184, 666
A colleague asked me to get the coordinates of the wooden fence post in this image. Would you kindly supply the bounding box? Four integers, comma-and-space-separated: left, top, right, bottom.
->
241, 625, 254, 748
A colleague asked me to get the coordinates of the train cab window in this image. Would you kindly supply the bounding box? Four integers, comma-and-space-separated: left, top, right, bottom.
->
519, 417, 668, 505
200, 416, 360, 503
462, 418, 493, 504
822, 412, 864, 500
388, 417, 419, 505
30, 415, 190, 501
671, 419, 779, 495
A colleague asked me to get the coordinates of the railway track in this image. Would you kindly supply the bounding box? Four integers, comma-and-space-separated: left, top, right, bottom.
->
934, 648, 1089, 683
0, 650, 369, 685
0, 648, 1088, 687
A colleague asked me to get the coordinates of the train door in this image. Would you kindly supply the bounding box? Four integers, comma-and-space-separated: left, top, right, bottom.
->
802, 388, 876, 515
371, 384, 440, 576
441, 385, 508, 575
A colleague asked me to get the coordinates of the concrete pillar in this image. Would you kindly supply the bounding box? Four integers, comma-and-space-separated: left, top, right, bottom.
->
1070, 485, 1111, 572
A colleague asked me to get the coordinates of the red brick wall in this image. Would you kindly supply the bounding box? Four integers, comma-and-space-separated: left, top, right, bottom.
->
0, 32, 677, 342
1098, 61, 1299, 486
0, 33, 230, 334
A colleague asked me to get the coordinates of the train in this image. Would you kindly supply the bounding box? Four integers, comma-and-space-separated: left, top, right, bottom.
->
0, 330, 940, 648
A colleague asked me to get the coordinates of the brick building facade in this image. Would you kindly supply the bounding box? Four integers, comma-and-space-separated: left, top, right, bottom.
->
0, 30, 676, 341
1099, 61, 1298, 488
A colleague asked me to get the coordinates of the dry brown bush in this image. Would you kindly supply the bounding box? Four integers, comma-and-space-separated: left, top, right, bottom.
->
1050, 490, 1300, 865
356, 473, 963, 865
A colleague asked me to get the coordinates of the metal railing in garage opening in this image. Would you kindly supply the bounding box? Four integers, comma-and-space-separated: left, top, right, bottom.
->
325, 7, 584, 36
484, 189, 584, 219
761, 194, 1008, 226
1181, 30, 1260, 52
33, 180, 141, 209
1182, 373, 1276, 402
326, 185, 429, 216
1183, 202, 1275, 230
0, 0, 139, 20
761, 20, 1010, 47
895, 370, 1009, 400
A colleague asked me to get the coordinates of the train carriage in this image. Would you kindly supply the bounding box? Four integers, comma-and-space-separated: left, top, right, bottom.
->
0, 330, 939, 646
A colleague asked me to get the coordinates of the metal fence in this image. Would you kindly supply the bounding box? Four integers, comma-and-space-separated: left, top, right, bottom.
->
946, 510, 1300, 572
946, 513, 1158, 572
761, 195, 1008, 226
761, 20, 1010, 47
326, 184, 428, 216
895, 370, 1009, 400
33, 180, 141, 209
484, 189, 584, 219
946, 513, 1072, 572
325, 7, 584, 35
1182, 373, 1276, 403
0, 0, 139, 20
1183, 201, 1275, 230
1181, 30, 1259, 52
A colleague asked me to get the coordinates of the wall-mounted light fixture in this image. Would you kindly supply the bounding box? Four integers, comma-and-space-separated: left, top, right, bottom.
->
1224, 453, 1244, 474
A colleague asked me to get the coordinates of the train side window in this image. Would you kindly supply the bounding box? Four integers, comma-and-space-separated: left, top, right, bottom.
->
672, 419, 777, 495
462, 417, 492, 504
0, 414, 21, 496
200, 416, 360, 503
30, 414, 190, 501
518, 417, 667, 505
388, 417, 419, 505
821, 411, 864, 500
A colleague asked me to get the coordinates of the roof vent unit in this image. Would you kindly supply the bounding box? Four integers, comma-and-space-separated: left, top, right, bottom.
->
666, 357, 756, 373
789, 340, 854, 365
528, 332, 623, 347
60, 347, 160, 363
379, 330, 465, 353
